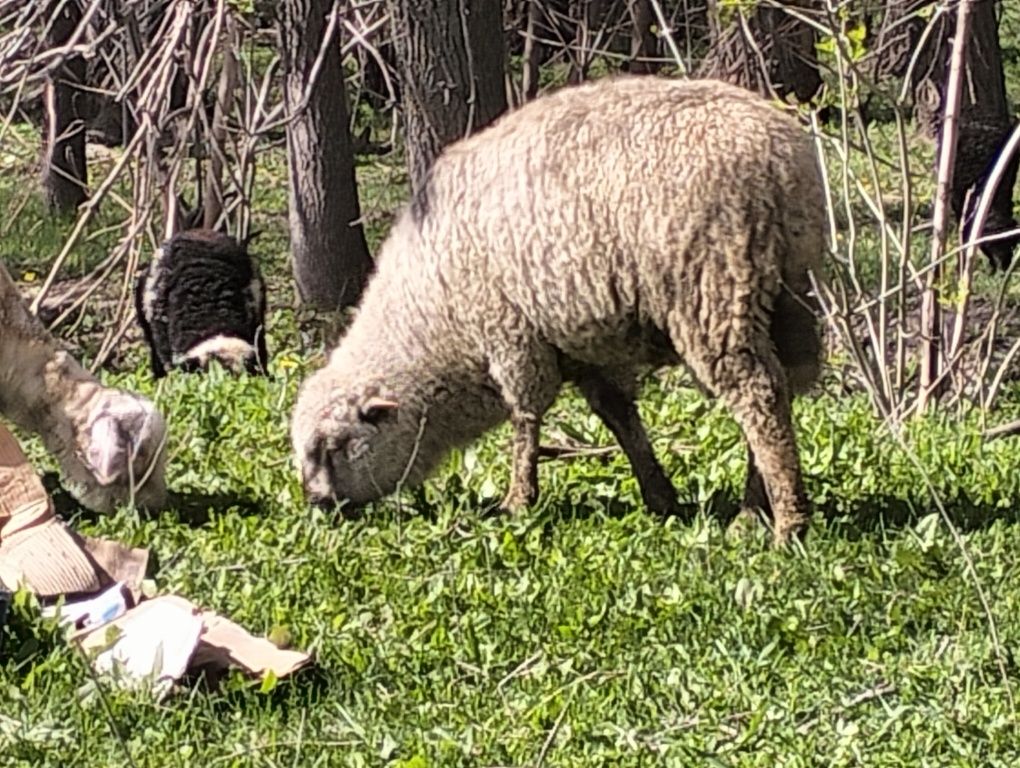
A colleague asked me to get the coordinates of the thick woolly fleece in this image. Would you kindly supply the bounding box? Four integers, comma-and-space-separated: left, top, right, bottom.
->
0, 260, 167, 512
291, 75, 827, 545
135, 229, 268, 378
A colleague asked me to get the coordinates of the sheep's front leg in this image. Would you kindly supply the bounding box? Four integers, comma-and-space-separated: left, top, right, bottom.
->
503, 411, 541, 511
488, 337, 561, 513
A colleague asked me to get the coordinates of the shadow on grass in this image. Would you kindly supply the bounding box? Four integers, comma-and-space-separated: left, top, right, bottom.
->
41, 472, 267, 527
820, 493, 1020, 539
480, 482, 1020, 541
184, 661, 334, 712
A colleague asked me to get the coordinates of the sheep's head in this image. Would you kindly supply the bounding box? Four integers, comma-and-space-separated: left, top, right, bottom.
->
69, 389, 168, 512
291, 368, 424, 510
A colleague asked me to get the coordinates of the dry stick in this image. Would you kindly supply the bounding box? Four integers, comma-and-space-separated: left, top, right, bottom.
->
72, 644, 140, 768
341, 13, 394, 104
854, 109, 898, 412
810, 115, 894, 420
646, 0, 689, 74
822, 0, 891, 415
794, 681, 896, 735
202, 11, 240, 230
964, 124, 1020, 409
458, 0, 478, 138
534, 694, 572, 768
890, 428, 1016, 717
894, 111, 913, 400
918, 0, 972, 413
982, 416, 1020, 442
537, 444, 619, 460
29, 121, 148, 315
0, 0, 106, 87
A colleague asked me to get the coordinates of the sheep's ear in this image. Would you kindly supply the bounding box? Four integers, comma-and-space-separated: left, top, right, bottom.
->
360, 396, 399, 425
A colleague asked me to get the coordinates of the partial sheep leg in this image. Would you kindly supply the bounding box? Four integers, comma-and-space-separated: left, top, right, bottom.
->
687, 346, 810, 546
504, 411, 541, 510
574, 366, 681, 516
488, 340, 561, 512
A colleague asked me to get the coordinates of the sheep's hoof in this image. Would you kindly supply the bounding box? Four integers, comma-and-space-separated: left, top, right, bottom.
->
641, 478, 686, 519
771, 515, 809, 550
498, 486, 536, 515
726, 506, 771, 543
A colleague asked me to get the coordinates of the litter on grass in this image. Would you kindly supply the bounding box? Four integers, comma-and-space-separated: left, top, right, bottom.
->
0, 423, 311, 697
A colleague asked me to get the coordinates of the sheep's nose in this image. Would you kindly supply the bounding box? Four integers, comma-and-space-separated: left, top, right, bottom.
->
301, 464, 335, 506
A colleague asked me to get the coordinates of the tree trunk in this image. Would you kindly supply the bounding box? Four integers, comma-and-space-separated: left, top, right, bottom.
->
945, 0, 1018, 271
626, 0, 660, 75
696, 0, 821, 103
387, 0, 508, 198
521, 0, 544, 100
41, 0, 88, 214
278, 0, 372, 309
203, 13, 240, 232
883, 0, 1019, 270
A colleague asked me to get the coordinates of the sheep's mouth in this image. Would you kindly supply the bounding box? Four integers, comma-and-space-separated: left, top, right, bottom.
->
301, 460, 363, 519
308, 491, 364, 521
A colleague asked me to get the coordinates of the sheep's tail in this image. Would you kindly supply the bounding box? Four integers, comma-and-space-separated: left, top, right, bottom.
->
771, 269, 823, 395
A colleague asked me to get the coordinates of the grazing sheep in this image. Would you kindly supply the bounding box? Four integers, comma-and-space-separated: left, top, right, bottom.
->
290, 76, 827, 546
0, 260, 167, 512
135, 228, 268, 378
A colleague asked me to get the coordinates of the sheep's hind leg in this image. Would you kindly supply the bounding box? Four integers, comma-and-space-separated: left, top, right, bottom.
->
687, 346, 810, 547
574, 366, 681, 517
488, 340, 561, 513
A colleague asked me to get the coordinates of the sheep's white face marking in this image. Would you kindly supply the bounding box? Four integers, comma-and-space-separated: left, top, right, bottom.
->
177, 334, 259, 374
291, 370, 409, 508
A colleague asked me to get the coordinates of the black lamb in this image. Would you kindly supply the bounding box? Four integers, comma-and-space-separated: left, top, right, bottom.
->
135, 228, 269, 378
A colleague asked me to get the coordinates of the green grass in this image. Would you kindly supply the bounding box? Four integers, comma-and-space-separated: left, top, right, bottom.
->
7, 364, 1020, 766
5, 119, 1020, 766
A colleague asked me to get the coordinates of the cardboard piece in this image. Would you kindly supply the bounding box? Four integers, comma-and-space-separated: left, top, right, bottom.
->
0, 424, 149, 598
0, 424, 312, 696
192, 611, 310, 678
0, 425, 101, 596
74, 594, 311, 697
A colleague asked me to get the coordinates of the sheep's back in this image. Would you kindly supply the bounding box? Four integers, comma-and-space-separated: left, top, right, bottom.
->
401, 76, 825, 367
163, 252, 262, 353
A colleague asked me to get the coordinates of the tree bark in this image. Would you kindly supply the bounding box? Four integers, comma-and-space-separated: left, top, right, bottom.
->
278, 0, 372, 309
943, 0, 1018, 271
876, 0, 1019, 270
203, 13, 240, 231
696, 0, 821, 103
41, 0, 88, 214
387, 0, 508, 199
521, 0, 544, 100
626, 0, 660, 75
